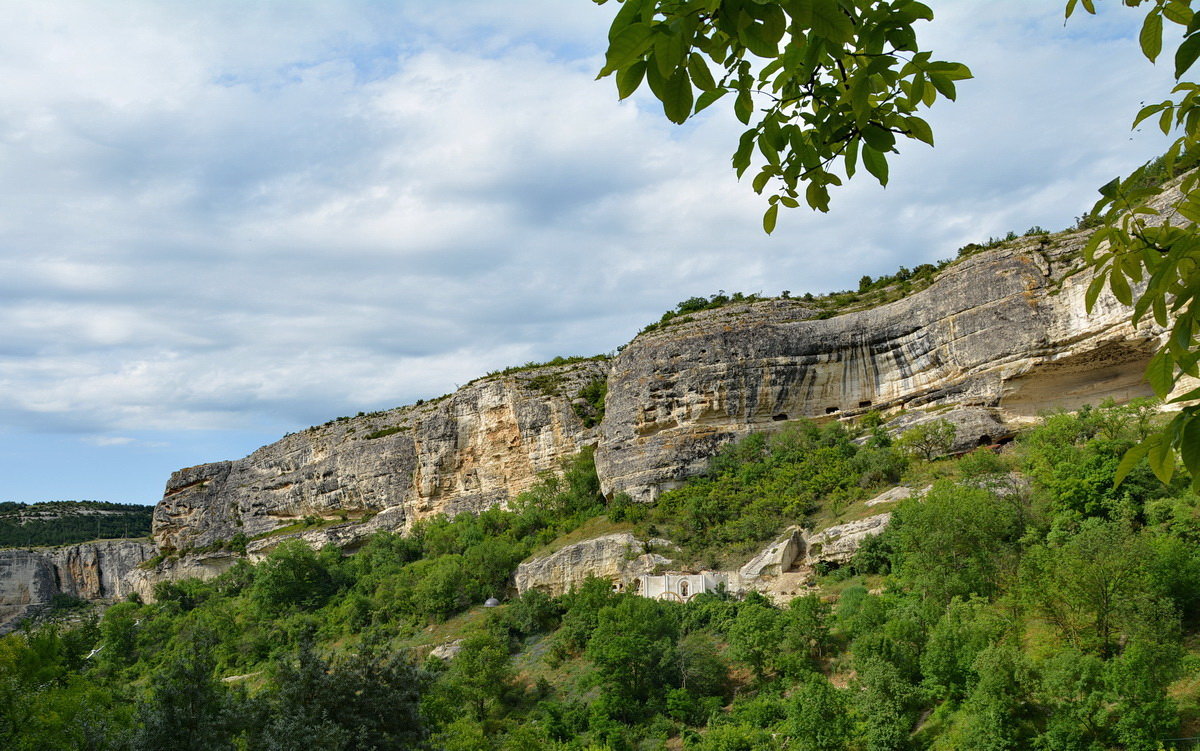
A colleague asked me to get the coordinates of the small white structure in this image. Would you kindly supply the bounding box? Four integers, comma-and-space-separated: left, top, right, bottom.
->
637, 571, 729, 602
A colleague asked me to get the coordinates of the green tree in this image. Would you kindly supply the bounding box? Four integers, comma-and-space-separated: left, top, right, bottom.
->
584, 596, 680, 718
920, 597, 1009, 701
250, 540, 339, 615
727, 602, 782, 680
255, 639, 427, 751
895, 418, 955, 461
784, 673, 854, 751
1019, 519, 1164, 656
437, 632, 515, 723
891, 481, 1022, 605
593, 0, 971, 224
131, 640, 240, 751
855, 656, 918, 751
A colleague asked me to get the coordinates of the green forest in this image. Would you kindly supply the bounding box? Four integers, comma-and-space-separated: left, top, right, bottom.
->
0, 501, 152, 548
3, 401, 1200, 749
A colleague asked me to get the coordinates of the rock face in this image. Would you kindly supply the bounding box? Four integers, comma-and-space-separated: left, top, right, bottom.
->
0, 540, 154, 631
154, 360, 610, 551
804, 514, 893, 565
739, 527, 803, 579
596, 234, 1158, 501
514, 532, 674, 597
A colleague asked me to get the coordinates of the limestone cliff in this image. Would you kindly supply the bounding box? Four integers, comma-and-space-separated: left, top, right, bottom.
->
596, 232, 1159, 501
0, 540, 154, 632
7, 189, 1172, 617
154, 360, 610, 552
513, 533, 675, 597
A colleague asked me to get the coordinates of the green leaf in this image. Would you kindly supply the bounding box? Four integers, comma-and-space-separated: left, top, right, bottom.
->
1133, 101, 1166, 127
1141, 10, 1164, 62
752, 168, 772, 194
908, 73, 926, 108
1165, 1, 1194, 26
760, 4, 787, 45
1085, 271, 1108, 311
1179, 34, 1200, 78
862, 144, 889, 186
616, 60, 647, 99
806, 182, 830, 212
1109, 268, 1132, 305
1148, 433, 1175, 484
905, 116, 934, 146
733, 129, 756, 177
1160, 106, 1175, 135
602, 23, 654, 76
734, 90, 754, 124
694, 87, 727, 114
928, 73, 956, 101
661, 67, 694, 124
608, 0, 648, 41
1113, 440, 1151, 487
1181, 417, 1200, 480
844, 139, 859, 179
653, 28, 686, 78
1147, 350, 1176, 398
757, 133, 780, 165
862, 124, 896, 152
687, 52, 717, 92
1177, 198, 1200, 224
763, 203, 779, 234
811, 0, 855, 44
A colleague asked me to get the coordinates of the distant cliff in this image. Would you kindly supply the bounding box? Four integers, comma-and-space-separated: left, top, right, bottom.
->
0, 540, 154, 632
152, 225, 1160, 554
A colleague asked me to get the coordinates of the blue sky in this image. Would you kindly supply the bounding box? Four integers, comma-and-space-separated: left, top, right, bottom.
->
0, 1, 1183, 505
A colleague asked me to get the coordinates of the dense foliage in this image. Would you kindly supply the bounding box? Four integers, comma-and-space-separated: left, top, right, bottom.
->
619, 419, 907, 567
3, 404, 1200, 748
0, 501, 152, 548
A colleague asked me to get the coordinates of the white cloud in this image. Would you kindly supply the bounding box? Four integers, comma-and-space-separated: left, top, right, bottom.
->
0, 0, 1185, 496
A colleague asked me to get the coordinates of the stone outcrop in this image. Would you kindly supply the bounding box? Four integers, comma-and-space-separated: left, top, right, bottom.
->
154, 360, 610, 552
514, 532, 674, 597
804, 513, 893, 566
595, 232, 1158, 501
739, 526, 802, 579
0, 540, 154, 632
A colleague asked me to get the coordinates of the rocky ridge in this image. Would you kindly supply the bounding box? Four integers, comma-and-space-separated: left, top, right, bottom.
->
1, 190, 1178, 622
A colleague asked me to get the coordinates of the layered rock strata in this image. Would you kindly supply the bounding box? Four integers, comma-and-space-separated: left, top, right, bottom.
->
0, 540, 154, 632
596, 235, 1158, 501
154, 360, 610, 552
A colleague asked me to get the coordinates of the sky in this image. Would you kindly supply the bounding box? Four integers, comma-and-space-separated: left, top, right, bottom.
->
0, 1, 1185, 505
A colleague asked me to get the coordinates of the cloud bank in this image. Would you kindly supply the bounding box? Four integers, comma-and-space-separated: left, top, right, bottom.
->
0, 0, 1183, 501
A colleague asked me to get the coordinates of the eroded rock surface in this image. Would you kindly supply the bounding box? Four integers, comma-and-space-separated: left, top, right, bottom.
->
514, 532, 674, 597
596, 235, 1157, 501
154, 361, 610, 551
0, 540, 154, 632
804, 513, 893, 566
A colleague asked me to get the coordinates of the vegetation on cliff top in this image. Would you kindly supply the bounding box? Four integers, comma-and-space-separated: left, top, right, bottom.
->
0, 501, 152, 549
